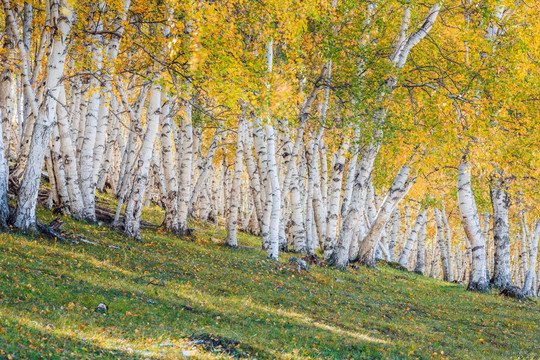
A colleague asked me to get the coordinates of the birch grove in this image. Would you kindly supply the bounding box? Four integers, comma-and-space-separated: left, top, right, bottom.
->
0, 0, 538, 298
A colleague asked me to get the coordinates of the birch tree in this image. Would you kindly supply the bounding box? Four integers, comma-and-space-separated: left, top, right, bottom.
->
4, 0, 74, 230
457, 161, 490, 292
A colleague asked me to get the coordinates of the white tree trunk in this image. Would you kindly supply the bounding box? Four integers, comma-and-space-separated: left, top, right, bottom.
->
189, 129, 221, 216
519, 219, 529, 287
49, 126, 70, 210
457, 161, 489, 292
434, 208, 451, 281
489, 176, 512, 288
324, 140, 348, 258
357, 164, 415, 267
177, 98, 193, 235
305, 143, 316, 255
289, 162, 306, 253
399, 208, 428, 268
414, 217, 428, 275
225, 119, 245, 247
308, 138, 326, 249
6, 0, 73, 229
124, 81, 162, 239
56, 84, 85, 219
265, 125, 281, 261
0, 23, 14, 163
388, 208, 400, 261
523, 220, 540, 296
0, 107, 10, 229
159, 91, 178, 231
341, 149, 358, 217
328, 142, 379, 268
243, 120, 263, 232
96, 97, 120, 191
79, 3, 106, 222
441, 205, 455, 281
92, 0, 131, 182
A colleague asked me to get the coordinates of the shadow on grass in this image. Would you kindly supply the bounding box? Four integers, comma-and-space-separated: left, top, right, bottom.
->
0, 314, 155, 359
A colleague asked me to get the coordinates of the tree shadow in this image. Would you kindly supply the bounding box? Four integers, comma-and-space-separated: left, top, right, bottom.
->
0, 314, 158, 359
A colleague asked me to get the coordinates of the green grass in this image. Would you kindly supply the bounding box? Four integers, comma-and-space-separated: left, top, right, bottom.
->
0, 196, 538, 359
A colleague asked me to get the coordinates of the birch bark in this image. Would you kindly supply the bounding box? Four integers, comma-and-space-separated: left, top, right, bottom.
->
265, 125, 281, 261
388, 209, 400, 261
489, 175, 512, 288
457, 161, 489, 292
357, 165, 415, 267
399, 208, 428, 268
324, 140, 348, 258
0, 107, 9, 229
79, 2, 106, 222
441, 205, 455, 281
124, 81, 162, 239
225, 119, 245, 247
56, 84, 85, 218
414, 217, 428, 275
5, 0, 73, 230
523, 220, 540, 296
159, 91, 178, 231
177, 98, 193, 235
92, 0, 131, 182
434, 208, 451, 281
328, 141, 379, 266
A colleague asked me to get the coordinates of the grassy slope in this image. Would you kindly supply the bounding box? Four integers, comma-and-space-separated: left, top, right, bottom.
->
0, 197, 539, 359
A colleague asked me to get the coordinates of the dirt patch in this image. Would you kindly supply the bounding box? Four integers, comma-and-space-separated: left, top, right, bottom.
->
189, 333, 261, 358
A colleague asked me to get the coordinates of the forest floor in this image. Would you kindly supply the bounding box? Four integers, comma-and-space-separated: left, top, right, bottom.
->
0, 194, 539, 360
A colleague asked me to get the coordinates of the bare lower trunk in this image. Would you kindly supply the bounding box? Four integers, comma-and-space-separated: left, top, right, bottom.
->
79, 4, 105, 222
523, 220, 540, 296
458, 161, 489, 292
265, 125, 281, 261
225, 119, 245, 247
0, 107, 9, 229
518, 220, 528, 287
357, 164, 414, 267
243, 121, 263, 232
441, 205, 454, 281
189, 129, 221, 216
50, 126, 70, 210
434, 208, 451, 281
124, 82, 161, 239
399, 208, 428, 268
177, 99, 193, 235
324, 140, 348, 258
56, 85, 85, 219
6, 0, 73, 230
388, 209, 400, 261
159, 91, 178, 231
490, 175, 512, 289
327, 142, 379, 268
414, 217, 427, 275
0, 24, 14, 163
289, 163, 306, 253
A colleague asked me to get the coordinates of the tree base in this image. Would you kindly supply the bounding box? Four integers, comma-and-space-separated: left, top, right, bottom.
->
467, 279, 491, 293
385, 262, 408, 271
500, 286, 527, 300
357, 253, 378, 269
490, 275, 512, 290
267, 254, 279, 261
176, 227, 194, 238
326, 252, 348, 270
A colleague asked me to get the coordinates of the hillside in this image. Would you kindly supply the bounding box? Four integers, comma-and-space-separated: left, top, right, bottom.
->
0, 202, 538, 360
